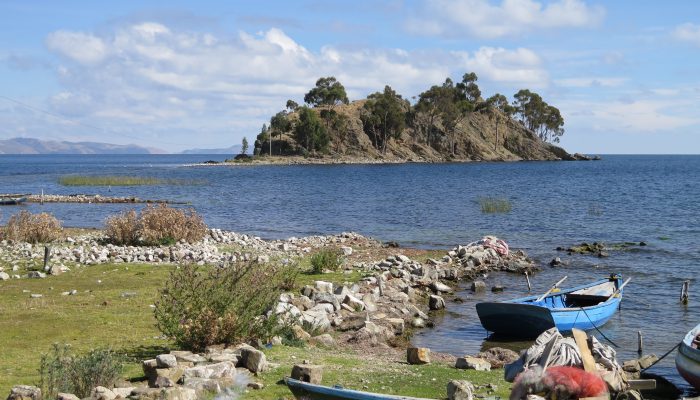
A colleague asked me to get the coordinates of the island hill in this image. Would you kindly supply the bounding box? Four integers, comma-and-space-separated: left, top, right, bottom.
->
235, 73, 592, 164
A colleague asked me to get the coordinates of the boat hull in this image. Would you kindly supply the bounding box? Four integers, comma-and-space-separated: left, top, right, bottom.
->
0, 196, 26, 205
285, 378, 431, 400
476, 277, 623, 338
676, 324, 700, 391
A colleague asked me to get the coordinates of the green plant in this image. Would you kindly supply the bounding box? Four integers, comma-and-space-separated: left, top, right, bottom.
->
309, 248, 343, 274
478, 197, 512, 214
39, 344, 122, 399
154, 262, 298, 352
3, 210, 62, 243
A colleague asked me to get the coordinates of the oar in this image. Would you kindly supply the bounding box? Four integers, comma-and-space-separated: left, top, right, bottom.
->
606, 277, 631, 301
536, 276, 568, 302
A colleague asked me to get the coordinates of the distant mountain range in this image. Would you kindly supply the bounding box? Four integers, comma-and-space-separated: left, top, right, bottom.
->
0, 137, 165, 154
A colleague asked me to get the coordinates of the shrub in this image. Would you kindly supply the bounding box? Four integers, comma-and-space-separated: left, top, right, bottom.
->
103, 204, 207, 246
139, 204, 207, 245
39, 344, 122, 399
309, 248, 343, 274
104, 210, 139, 246
154, 262, 297, 352
3, 210, 62, 243
478, 197, 512, 214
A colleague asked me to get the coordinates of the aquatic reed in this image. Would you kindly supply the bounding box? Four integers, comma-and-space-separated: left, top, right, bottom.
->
478, 197, 512, 214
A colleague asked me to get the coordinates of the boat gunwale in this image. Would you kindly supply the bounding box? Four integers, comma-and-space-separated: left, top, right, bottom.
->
285, 377, 434, 400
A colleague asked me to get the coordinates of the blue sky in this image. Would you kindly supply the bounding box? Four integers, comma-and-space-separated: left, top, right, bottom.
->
1, 0, 700, 153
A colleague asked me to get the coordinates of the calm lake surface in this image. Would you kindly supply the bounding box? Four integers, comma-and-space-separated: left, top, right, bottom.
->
0, 154, 697, 395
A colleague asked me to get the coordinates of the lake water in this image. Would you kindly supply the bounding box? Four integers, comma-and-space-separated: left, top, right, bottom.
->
0, 154, 698, 395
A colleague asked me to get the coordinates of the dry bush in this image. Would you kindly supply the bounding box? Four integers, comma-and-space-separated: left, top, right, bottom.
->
3, 210, 62, 243
103, 204, 207, 246
104, 210, 139, 245
139, 204, 207, 245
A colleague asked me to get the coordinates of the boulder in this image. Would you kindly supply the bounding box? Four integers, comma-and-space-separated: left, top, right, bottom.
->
386, 318, 405, 335
314, 281, 333, 294
241, 347, 268, 373
310, 333, 336, 347
447, 380, 474, 400
340, 246, 353, 256
431, 281, 452, 293
91, 386, 116, 400
27, 271, 46, 279
7, 386, 41, 400
182, 377, 224, 393
411, 317, 426, 328
313, 292, 341, 311
471, 280, 486, 292
156, 354, 178, 368
57, 394, 80, 400
407, 347, 431, 364
300, 310, 331, 332
343, 294, 366, 311
456, 356, 491, 371
184, 361, 236, 379
0, 272, 9, 281
111, 388, 135, 398
170, 351, 208, 365
291, 364, 323, 384
292, 325, 311, 341
154, 366, 186, 387
477, 347, 519, 368
429, 295, 445, 310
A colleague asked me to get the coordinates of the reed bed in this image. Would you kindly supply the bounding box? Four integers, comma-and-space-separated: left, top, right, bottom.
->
478, 197, 512, 214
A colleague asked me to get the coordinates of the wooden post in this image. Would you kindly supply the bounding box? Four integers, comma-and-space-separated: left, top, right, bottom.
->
43, 246, 51, 271
525, 271, 532, 292
681, 280, 690, 304
40, 188, 44, 205
637, 331, 643, 354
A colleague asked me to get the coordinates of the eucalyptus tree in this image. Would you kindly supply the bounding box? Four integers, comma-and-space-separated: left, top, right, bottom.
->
361, 85, 409, 153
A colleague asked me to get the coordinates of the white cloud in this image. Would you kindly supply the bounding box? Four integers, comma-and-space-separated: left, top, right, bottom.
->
407, 0, 605, 39
463, 47, 548, 87
32, 23, 552, 150
554, 77, 627, 88
46, 30, 107, 64
672, 23, 700, 46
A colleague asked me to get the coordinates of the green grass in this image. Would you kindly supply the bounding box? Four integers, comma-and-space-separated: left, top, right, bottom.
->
253, 345, 510, 399
58, 175, 199, 186
0, 263, 174, 394
478, 197, 512, 214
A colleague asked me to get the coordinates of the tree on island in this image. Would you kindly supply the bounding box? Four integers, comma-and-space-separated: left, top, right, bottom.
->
361, 85, 409, 153
294, 106, 329, 153
241, 137, 249, 155
270, 111, 291, 154
512, 89, 565, 143
304, 76, 349, 135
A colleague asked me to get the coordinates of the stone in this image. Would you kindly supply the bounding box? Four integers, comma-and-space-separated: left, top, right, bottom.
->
291, 364, 323, 384
158, 387, 196, 400
0, 272, 9, 280
314, 280, 333, 294
142, 359, 158, 385
477, 347, 519, 368
209, 353, 239, 364
154, 376, 176, 388
111, 388, 135, 398
310, 333, 336, 347
340, 246, 353, 256
550, 257, 562, 267
92, 386, 117, 400
343, 294, 366, 311
156, 354, 178, 368
7, 386, 41, 400
313, 292, 341, 311
411, 317, 426, 328
455, 356, 491, 371
182, 377, 223, 393
429, 295, 445, 310
241, 347, 268, 373
407, 347, 431, 364
300, 310, 331, 332
184, 361, 236, 379
622, 359, 641, 372
491, 285, 505, 293
170, 351, 208, 365
431, 281, 452, 293
57, 394, 80, 400
27, 271, 46, 279
638, 354, 659, 370
386, 318, 405, 335
447, 380, 474, 400
471, 280, 486, 292
155, 366, 186, 387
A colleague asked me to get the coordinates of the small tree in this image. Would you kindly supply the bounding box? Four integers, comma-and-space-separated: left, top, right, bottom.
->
361, 85, 409, 153
241, 137, 249, 155
294, 106, 329, 153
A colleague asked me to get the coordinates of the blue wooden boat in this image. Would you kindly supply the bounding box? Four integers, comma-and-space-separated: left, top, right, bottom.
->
0, 194, 28, 205
476, 274, 627, 338
285, 377, 432, 400
676, 323, 700, 391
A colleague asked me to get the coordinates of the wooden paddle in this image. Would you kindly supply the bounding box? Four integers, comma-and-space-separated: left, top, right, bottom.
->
536, 275, 568, 302
606, 277, 631, 301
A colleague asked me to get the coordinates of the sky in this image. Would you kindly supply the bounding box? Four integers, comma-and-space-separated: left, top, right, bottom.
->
1, 0, 700, 154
